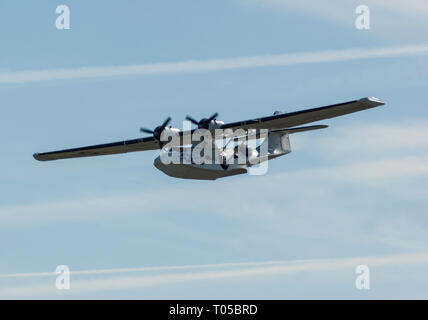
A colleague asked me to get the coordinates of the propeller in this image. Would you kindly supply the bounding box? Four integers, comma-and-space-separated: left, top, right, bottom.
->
185, 112, 218, 129
140, 117, 171, 141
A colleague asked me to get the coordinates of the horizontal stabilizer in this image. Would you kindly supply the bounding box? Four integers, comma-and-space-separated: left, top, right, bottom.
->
274, 124, 328, 134
232, 125, 328, 142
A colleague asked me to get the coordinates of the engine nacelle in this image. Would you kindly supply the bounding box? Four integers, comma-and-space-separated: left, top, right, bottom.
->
164, 126, 180, 136
208, 120, 224, 131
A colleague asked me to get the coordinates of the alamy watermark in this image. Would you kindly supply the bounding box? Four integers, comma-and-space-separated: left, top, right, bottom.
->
155, 123, 272, 176
56, 265, 70, 290
355, 264, 370, 290
355, 5, 370, 30
56, 5, 70, 30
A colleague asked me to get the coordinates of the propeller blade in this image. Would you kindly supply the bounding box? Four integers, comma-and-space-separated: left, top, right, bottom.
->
140, 128, 154, 134
186, 113, 219, 128
185, 115, 199, 125
160, 117, 171, 129
208, 112, 218, 122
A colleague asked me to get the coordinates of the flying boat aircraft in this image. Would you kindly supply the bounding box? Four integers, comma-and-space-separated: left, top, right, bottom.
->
33, 97, 385, 180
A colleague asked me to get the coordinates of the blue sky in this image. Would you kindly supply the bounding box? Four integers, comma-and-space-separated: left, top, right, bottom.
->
0, 0, 428, 298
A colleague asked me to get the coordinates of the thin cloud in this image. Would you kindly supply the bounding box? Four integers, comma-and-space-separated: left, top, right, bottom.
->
1, 253, 428, 298
0, 260, 288, 279
0, 155, 427, 226
294, 120, 428, 155
1, 43, 428, 84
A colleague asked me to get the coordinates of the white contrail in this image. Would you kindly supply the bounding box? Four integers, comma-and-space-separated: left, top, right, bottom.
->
1, 43, 428, 84
0, 259, 291, 279
1, 253, 428, 298
0, 252, 427, 280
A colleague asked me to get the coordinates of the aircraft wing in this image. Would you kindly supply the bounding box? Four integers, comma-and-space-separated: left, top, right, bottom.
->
221, 97, 385, 131
34, 97, 384, 161
33, 137, 159, 161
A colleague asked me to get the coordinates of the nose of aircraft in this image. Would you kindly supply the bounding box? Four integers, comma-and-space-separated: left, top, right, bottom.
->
153, 156, 164, 169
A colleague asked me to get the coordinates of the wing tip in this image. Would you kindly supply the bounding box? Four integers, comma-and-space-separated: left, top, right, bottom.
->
360, 96, 386, 106
33, 153, 47, 161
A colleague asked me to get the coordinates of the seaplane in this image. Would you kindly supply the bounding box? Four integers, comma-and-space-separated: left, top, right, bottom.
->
33, 97, 385, 180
